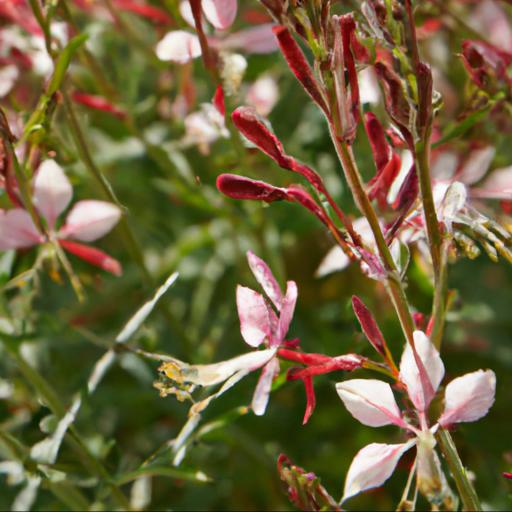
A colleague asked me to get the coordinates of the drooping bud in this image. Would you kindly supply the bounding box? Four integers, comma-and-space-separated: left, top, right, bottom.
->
216, 174, 288, 202
59, 239, 122, 276
273, 26, 330, 117
365, 112, 391, 172
232, 107, 324, 190
72, 92, 125, 119
285, 185, 330, 227
352, 295, 387, 356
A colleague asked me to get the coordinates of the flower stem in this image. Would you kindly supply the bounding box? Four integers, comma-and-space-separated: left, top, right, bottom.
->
436, 428, 482, 511
328, 131, 416, 346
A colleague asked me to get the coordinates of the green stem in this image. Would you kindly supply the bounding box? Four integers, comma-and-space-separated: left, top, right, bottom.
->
436, 429, 482, 511
328, 130, 416, 346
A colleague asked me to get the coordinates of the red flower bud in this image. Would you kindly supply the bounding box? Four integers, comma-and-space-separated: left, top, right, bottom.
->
232, 107, 325, 191
365, 112, 391, 172
285, 185, 329, 227
273, 26, 330, 117
216, 174, 288, 202
352, 296, 387, 356
504, 472, 512, 480
72, 92, 125, 119
213, 85, 225, 117
59, 240, 122, 276
114, 0, 172, 24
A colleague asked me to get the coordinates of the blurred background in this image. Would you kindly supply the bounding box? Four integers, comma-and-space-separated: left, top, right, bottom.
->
0, 1, 511, 510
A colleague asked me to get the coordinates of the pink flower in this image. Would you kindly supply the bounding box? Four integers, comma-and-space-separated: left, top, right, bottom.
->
0, 160, 122, 275
237, 250, 297, 415
336, 330, 496, 503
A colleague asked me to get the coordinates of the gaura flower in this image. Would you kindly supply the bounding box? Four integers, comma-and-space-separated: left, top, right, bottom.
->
237, 250, 297, 415
336, 330, 496, 504
157, 250, 297, 416
0, 159, 122, 275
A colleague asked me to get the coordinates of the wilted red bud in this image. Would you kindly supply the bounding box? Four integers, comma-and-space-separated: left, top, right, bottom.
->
392, 164, 418, 211
369, 152, 401, 209
72, 92, 125, 119
416, 62, 433, 133
273, 26, 330, 116
365, 112, 391, 172
339, 15, 361, 126
286, 355, 364, 380
277, 349, 332, 365
216, 174, 288, 202
59, 240, 122, 276
232, 107, 325, 190
213, 85, 225, 117
352, 296, 387, 356
375, 61, 413, 146
461, 40, 512, 92
114, 0, 172, 24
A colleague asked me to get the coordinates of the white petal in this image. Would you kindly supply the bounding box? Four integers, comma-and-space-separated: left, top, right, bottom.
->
342, 441, 415, 502
155, 31, 202, 63
358, 67, 380, 105
473, 166, 512, 200
236, 285, 271, 347
316, 245, 350, 277
33, 160, 72, 228
252, 357, 280, 416
400, 331, 445, 412
60, 200, 121, 242
459, 146, 495, 185
0, 209, 42, 250
202, 0, 237, 30
336, 379, 405, 427
180, 348, 277, 386
179, 1, 195, 27
246, 250, 283, 310
438, 370, 496, 427
246, 76, 279, 117
0, 64, 18, 97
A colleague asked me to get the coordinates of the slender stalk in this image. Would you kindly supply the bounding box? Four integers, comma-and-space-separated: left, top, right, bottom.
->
328, 130, 416, 346
436, 429, 481, 511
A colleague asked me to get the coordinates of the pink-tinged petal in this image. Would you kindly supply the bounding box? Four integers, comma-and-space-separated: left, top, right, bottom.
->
202, 0, 237, 30
438, 370, 496, 427
33, 160, 72, 229
0, 209, 42, 250
458, 146, 495, 185
246, 75, 279, 117
246, 250, 283, 310
236, 285, 271, 347
60, 200, 121, 242
155, 31, 202, 63
342, 441, 415, 503
400, 330, 445, 412
336, 379, 406, 428
251, 357, 279, 416
221, 24, 278, 54
473, 166, 512, 200
315, 245, 350, 277
275, 280, 297, 345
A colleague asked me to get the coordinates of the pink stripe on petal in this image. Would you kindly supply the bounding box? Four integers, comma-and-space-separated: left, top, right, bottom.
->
251, 357, 279, 416
275, 281, 297, 345
400, 331, 444, 413
33, 160, 73, 229
342, 441, 415, 502
246, 250, 283, 310
60, 200, 121, 242
202, 0, 237, 30
236, 285, 272, 347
